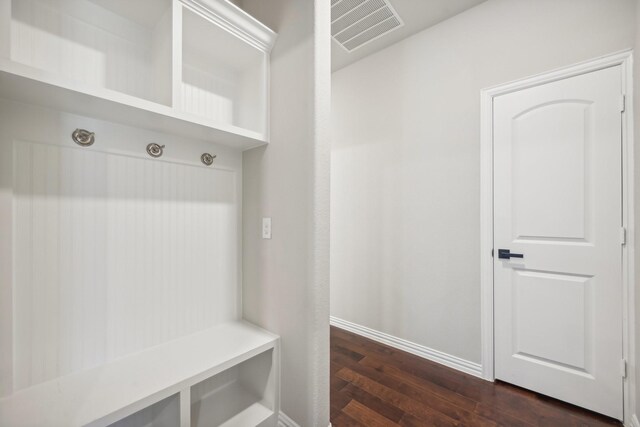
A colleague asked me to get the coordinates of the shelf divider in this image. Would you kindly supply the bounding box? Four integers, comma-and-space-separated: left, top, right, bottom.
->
180, 388, 191, 427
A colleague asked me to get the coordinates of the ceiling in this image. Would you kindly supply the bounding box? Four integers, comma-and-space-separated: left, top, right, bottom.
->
332, 0, 487, 72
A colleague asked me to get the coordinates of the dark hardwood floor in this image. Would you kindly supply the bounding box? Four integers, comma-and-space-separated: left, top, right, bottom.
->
330, 326, 622, 427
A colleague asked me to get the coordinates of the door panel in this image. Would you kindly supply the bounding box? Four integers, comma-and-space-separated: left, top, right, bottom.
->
493, 65, 623, 419
512, 101, 591, 240
512, 270, 592, 373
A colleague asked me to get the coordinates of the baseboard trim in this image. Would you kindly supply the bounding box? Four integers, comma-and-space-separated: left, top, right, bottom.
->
630, 414, 640, 427
330, 316, 483, 378
278, 412, 301, 427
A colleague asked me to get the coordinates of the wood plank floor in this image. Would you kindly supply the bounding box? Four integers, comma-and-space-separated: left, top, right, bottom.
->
330, 326, 622, 427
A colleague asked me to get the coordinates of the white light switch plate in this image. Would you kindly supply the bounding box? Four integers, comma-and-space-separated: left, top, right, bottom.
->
262, 217, 272, 239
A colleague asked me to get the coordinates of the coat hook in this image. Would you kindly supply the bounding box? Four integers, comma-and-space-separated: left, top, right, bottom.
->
201, 153, 216, 166
146, 143, 165, 158
72, 129, 95, 147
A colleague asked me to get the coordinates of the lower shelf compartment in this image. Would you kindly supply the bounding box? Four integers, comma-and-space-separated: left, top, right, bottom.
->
192, 382, 272, 427
108, 394, 179, 427
191, 348, 276, 427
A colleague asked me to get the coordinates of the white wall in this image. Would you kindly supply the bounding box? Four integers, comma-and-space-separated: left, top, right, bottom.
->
331, 0, 636, 364
240, 1, 331, 426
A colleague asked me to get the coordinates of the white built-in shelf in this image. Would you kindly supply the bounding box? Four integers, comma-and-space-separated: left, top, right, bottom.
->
0, 0, 276, 150
0, 321, 279, 427
217, 402, 273, 427
0, 59, 266, 150
192, 374, 274, 427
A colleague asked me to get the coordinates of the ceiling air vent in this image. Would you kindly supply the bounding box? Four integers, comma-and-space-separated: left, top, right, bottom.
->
331, 0, 403, 52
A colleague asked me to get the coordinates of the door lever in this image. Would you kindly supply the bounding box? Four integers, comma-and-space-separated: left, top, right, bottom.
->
498, 249, 524, 259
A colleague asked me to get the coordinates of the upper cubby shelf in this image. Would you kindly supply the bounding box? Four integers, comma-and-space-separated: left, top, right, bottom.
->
0, 0, 276, 150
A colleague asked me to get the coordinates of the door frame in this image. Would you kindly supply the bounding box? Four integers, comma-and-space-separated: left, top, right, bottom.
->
479, 50, 635, 422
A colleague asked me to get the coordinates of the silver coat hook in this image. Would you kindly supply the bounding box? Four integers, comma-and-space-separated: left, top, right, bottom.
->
72, 129, 95, 147
146, 143, 165, 158
201, 153, 216, 166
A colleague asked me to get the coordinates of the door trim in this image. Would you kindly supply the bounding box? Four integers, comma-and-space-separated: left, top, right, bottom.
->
479, 50, 635, 422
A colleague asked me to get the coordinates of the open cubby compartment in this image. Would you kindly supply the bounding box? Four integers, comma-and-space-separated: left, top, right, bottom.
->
104, 394, 180, 427
5, 0, 173, 105
180, 4, 268, 135
191, 349, 277, 427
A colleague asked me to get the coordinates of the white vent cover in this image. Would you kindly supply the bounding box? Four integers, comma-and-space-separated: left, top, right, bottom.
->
331, 0, 403, 52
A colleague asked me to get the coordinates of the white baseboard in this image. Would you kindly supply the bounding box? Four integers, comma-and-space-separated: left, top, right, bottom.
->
630, 414, 640, 427
330, 316, 483, 378
278, 412, 300, 427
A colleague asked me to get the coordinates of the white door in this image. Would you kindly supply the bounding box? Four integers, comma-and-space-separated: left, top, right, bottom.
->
493, 65, 624, 419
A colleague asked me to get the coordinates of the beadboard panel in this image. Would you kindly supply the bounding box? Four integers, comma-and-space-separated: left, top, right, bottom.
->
179, 63, 264, 134
11, 137, 238, 392
9, 0, 172, 105
181, 63, 236, 127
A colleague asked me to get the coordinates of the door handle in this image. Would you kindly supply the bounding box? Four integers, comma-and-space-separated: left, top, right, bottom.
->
498, 249, 524, 259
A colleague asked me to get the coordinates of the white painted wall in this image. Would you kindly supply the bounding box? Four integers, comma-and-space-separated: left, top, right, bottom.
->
331, 0, 636, 364
240, 1, 331, 426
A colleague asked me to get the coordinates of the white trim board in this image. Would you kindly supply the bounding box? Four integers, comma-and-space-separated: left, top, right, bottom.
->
330, 317, 482, 378
480, 49, 635, 425
631, 414, 640, 427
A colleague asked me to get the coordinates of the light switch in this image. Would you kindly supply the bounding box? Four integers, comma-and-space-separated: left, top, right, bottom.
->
262, 217, 272, 239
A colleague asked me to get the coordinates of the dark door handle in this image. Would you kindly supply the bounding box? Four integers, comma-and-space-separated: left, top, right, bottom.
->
498, 249, 524, 259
